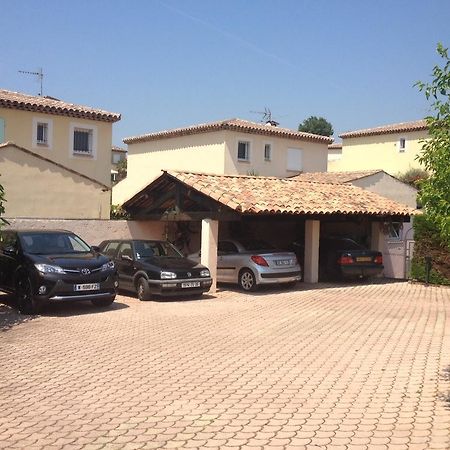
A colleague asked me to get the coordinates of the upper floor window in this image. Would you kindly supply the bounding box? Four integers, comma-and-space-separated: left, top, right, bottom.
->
70, 123, 97, 158
264, 143, 272, 161
399, 138, 406, 152
32, 117, 53, 149
287, 148, 303, 172
36, 123, 48, 144
238, 141, 250, 161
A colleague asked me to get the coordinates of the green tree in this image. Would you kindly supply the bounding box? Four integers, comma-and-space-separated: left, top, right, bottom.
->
298, 116, 333, 137
416, 43, 450, 244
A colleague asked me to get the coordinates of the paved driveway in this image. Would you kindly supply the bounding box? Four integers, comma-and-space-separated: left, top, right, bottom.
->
1, 281, 449, 450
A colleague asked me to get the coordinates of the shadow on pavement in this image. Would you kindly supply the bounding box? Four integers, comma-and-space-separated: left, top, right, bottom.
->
119, 289, 217, 303
0, 294, 37, 331
40, 300, 129, 317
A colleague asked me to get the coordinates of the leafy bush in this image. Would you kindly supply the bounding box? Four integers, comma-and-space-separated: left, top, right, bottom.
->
410, 214, 450, 284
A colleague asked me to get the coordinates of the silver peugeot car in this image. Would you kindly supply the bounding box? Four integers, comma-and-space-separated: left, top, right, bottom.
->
191, 239, 301, 291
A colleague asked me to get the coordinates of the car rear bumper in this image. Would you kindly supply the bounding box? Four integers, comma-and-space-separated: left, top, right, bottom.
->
257, 270, 302, 285
147, 277, 213, 296
340, 265, 384, 278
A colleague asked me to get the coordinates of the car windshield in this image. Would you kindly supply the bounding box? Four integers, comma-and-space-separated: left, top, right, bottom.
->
239, 240, 275, 251
134, 240, 183, 259
19, 232, 91, 255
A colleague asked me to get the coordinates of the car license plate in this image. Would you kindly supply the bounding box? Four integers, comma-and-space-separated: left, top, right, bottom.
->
74, 283, 100, 292
276, 259, 291, 266
181, 281, 201, 288
356, 257, 372, 262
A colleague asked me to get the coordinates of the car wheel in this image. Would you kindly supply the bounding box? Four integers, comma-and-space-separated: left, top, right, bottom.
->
136, 277, 151, 301
16, 277, 40, 315
239, 269, 257, 292
91, 296, 115, 307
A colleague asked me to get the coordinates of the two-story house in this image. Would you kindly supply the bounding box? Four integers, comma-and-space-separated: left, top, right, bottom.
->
328, 119, 429, 175
114, 118, 416, 289
113, 118, 331, 205
0, 89, 121, 219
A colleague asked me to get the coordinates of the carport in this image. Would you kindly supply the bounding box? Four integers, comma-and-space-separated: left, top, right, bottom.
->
122, 171, 417, 291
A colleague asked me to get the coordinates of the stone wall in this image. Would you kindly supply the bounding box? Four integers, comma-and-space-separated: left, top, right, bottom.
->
4, 218, 166, 246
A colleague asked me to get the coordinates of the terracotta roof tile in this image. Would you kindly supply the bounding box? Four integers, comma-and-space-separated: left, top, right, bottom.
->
328, 142, 342, 149
293, 170, 384, 184
162, 171, 416, 217
123, 118, 333, 145
0, 89, 121, 123
339, 119, 427, 139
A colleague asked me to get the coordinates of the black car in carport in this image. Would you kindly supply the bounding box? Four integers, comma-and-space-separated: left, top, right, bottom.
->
98, 239, 213, 300
319, 237, 384, 280
0, 229, 118, 314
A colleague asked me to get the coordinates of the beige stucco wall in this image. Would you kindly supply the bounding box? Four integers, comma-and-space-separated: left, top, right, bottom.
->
328, 130, 428, 175
350, 172, 418, 208
223, 132, 328, 176
0, 145, 110, 219
113, 132, 227, 205
0, 107, 113, 186
5, 218, 165, 246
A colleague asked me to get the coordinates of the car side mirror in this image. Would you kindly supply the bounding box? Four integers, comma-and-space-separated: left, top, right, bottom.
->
91, 245, 100, 253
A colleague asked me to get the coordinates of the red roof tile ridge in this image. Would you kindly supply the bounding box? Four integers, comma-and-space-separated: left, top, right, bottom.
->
124, 117, 333, 144
0, 88, 121, 123
339, 119, 427, 138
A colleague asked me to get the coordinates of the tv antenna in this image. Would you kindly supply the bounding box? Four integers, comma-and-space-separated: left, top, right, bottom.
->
250, 107, 279, 126
18, 68, 44, 96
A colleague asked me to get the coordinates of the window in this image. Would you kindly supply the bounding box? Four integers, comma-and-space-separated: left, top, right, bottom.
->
73, 128, 92, 154
237, 141, 250, 161
287, 148, 303, 171
32, 117, 53, 149
399, 138, 406, 152
388, 222, 402, 240
264, 143, 272, 161
112, 153, 122, 164
0, 118, 4, 143
70, 123, 97, 158
36, 122, 48, 144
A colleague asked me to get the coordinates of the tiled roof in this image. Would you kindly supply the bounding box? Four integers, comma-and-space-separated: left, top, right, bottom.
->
0, 142, 110, 190
339, 119, 427, 139
293, 170, 384, 184
123, 118, 333, 145
125, 171, 416, 217
328, 142, 342, 149
112, 145, 127, 153
0, 89, 121, 123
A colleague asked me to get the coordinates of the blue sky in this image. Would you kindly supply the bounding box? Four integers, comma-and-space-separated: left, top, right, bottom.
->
1, 0, 449, 145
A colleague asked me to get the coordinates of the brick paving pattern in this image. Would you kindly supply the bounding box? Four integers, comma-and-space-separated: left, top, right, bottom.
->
0, 281, 449, 449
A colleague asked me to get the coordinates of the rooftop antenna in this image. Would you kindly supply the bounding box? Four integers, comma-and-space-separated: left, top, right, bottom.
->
18, 68, 44, 96
250, 107, 279, 126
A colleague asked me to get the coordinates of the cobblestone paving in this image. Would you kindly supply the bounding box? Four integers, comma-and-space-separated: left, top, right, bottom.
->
1, 281, 449, 449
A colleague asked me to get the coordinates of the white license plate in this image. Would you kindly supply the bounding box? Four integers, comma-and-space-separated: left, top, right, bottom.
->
74, 283, 100, 292
276, 259, 291, 266
356, 257, 372, 262
181, 281, 201, 288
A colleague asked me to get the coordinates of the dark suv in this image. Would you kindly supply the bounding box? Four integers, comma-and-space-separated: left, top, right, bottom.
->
0, 229, 118, 314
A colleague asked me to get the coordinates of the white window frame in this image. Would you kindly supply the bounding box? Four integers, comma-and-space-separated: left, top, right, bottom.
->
32, 117, 53, 149
287, 148, 303, 172
398, 137, 406, 152
237, 140, 250, 162
264, 142, 272, 161
387, 222, 402, 240
69, 123, 97, 159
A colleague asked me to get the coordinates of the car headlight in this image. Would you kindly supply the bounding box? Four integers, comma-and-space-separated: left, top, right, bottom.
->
160, 271, 177, 279
200, 269, 210, 277
101, 261, 115, 272
35, 263, 65, 274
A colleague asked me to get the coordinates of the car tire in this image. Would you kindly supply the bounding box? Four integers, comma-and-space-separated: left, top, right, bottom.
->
16, 276, 40, 315
137, 277, 151, 301
239, 269, 257, 292
91, 296, 115, 307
